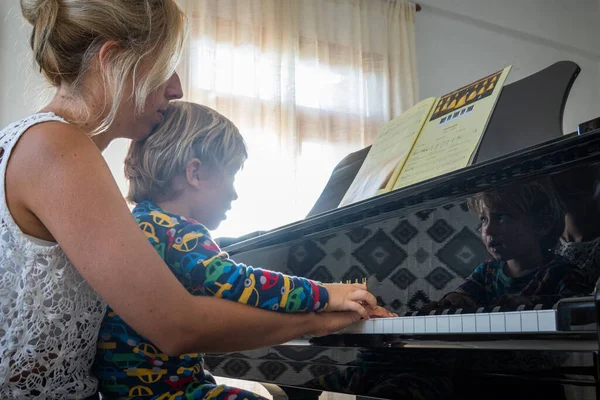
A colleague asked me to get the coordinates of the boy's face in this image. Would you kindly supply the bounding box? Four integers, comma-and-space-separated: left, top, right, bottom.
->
191, 167, 239, 230
478, 203, 543, 262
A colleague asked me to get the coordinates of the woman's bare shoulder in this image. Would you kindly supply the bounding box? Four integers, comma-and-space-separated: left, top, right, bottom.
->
14, 120, 97, 161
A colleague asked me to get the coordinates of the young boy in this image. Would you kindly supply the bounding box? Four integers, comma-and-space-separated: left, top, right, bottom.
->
433, 179, 591, 309
95, 101, 391, 399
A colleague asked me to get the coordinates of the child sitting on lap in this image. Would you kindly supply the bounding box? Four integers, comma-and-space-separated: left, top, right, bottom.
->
431, 179, 591, 309
94, 101, 391, 399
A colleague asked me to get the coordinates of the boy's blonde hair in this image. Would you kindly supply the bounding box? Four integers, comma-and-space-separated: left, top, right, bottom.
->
20, 0, 185, 135
125, 101, 247, 204
467, 178, 565, 251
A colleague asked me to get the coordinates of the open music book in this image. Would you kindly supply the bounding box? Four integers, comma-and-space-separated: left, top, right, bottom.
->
339, 66, 512, 207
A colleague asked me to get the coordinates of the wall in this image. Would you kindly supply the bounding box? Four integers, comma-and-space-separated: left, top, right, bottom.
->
0, 2, 49, 127
0, 1, 130, 193
415, 0, 600, 133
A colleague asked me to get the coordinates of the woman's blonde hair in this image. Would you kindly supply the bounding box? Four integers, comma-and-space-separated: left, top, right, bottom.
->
20, 0, 185, 134
468, 178, 566, 251
125, 101, 248, 204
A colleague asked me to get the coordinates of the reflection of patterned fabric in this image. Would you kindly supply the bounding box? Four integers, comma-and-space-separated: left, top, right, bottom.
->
233, 201, 486, 314
555, 237, 600, 286
455, 256, 591, 306
95, 201, 327, 399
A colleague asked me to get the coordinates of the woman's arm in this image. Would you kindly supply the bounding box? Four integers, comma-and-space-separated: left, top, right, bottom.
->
6, 122, 363, 355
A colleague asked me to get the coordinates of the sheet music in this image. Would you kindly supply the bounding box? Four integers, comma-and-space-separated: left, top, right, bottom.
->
339, 97, 437, 207
394, 66, 512, 190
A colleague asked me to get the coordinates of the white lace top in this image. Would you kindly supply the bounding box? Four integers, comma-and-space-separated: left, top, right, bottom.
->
0, 113, 106, 399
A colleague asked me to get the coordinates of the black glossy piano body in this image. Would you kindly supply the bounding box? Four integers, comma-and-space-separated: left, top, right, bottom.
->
207, 128, 600, 400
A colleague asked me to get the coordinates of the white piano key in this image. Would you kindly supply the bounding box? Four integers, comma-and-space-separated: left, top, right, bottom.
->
475, 313, 491, 333
403, 317, 415, 333
537, 310, 557, 332
490, 313, 506, 332
505, 312, 522, 332
462, 314, 476, 333
414, 316, 426, 333
425, 315, 437, 333
341, 320, 365, 334
383, 318, 395, 334
449, 314, 462, 333
521, 310, 538, 332
437, 315, 450, 333
334, 308, 561, 336
392, 317, 404, 334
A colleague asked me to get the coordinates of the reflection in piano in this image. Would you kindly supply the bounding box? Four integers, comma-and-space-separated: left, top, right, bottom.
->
206, 61, 598, 398
207, 128, 600, 400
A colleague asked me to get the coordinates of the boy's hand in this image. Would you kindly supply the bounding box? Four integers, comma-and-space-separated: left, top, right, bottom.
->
308, 311, 362, 337
420, 300, 440, 313
322, 283, 377, 319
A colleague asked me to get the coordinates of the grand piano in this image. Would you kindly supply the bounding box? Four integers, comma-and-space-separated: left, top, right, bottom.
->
208, 62, 600, 399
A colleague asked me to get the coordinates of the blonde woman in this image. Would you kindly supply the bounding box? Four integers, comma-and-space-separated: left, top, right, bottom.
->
0, 1, 379, 398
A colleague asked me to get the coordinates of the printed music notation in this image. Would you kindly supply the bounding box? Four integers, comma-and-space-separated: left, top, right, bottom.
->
339, 66, 512, 206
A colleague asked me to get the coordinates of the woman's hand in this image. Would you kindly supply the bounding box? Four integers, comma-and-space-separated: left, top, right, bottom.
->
368, 305, 397, 318
322, 283, 378, 319
307, 305, 397, 338
494, 295, 534, 308
424, 292, 477, 311
308, 311, 362, 337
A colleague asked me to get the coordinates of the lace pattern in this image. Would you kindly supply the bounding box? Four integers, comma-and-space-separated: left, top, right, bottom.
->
0, 113, 106, 399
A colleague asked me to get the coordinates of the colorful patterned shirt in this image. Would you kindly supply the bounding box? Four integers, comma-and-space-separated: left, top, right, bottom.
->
95, 201, 329, 399
455, 255, 591, 307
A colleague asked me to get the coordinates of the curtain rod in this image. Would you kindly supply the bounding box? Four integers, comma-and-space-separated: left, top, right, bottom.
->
415, 3, 422, 12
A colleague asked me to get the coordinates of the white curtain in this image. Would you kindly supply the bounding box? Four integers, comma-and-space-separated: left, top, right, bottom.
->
175, 0, 418, 238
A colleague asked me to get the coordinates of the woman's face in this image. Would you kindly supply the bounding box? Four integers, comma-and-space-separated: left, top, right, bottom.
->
113, 72, 183, 141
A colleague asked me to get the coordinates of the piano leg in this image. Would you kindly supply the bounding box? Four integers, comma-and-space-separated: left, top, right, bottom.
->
280, 386, 322, 400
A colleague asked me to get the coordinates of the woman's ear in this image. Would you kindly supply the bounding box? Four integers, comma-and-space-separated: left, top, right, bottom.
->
185, 158, 206, 189
98, 41, 122, 70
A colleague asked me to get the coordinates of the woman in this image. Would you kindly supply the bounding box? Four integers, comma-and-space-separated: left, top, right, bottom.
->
0, 1, 379, 398
552, 165, 600, 287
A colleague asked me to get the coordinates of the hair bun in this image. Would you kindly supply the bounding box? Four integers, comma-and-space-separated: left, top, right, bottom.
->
20, 0, 60, 26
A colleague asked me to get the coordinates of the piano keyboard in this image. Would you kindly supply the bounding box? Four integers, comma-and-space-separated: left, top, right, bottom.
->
336, 297, 596, 335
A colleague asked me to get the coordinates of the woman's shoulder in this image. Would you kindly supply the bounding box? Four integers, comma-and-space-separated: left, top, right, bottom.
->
8, 114, 101, 176
1, 112, 65, 137
16, 114, 85, 148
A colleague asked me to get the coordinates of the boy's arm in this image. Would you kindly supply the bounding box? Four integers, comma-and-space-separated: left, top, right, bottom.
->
451, 263, 488, 305
166, 222, 329, 313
